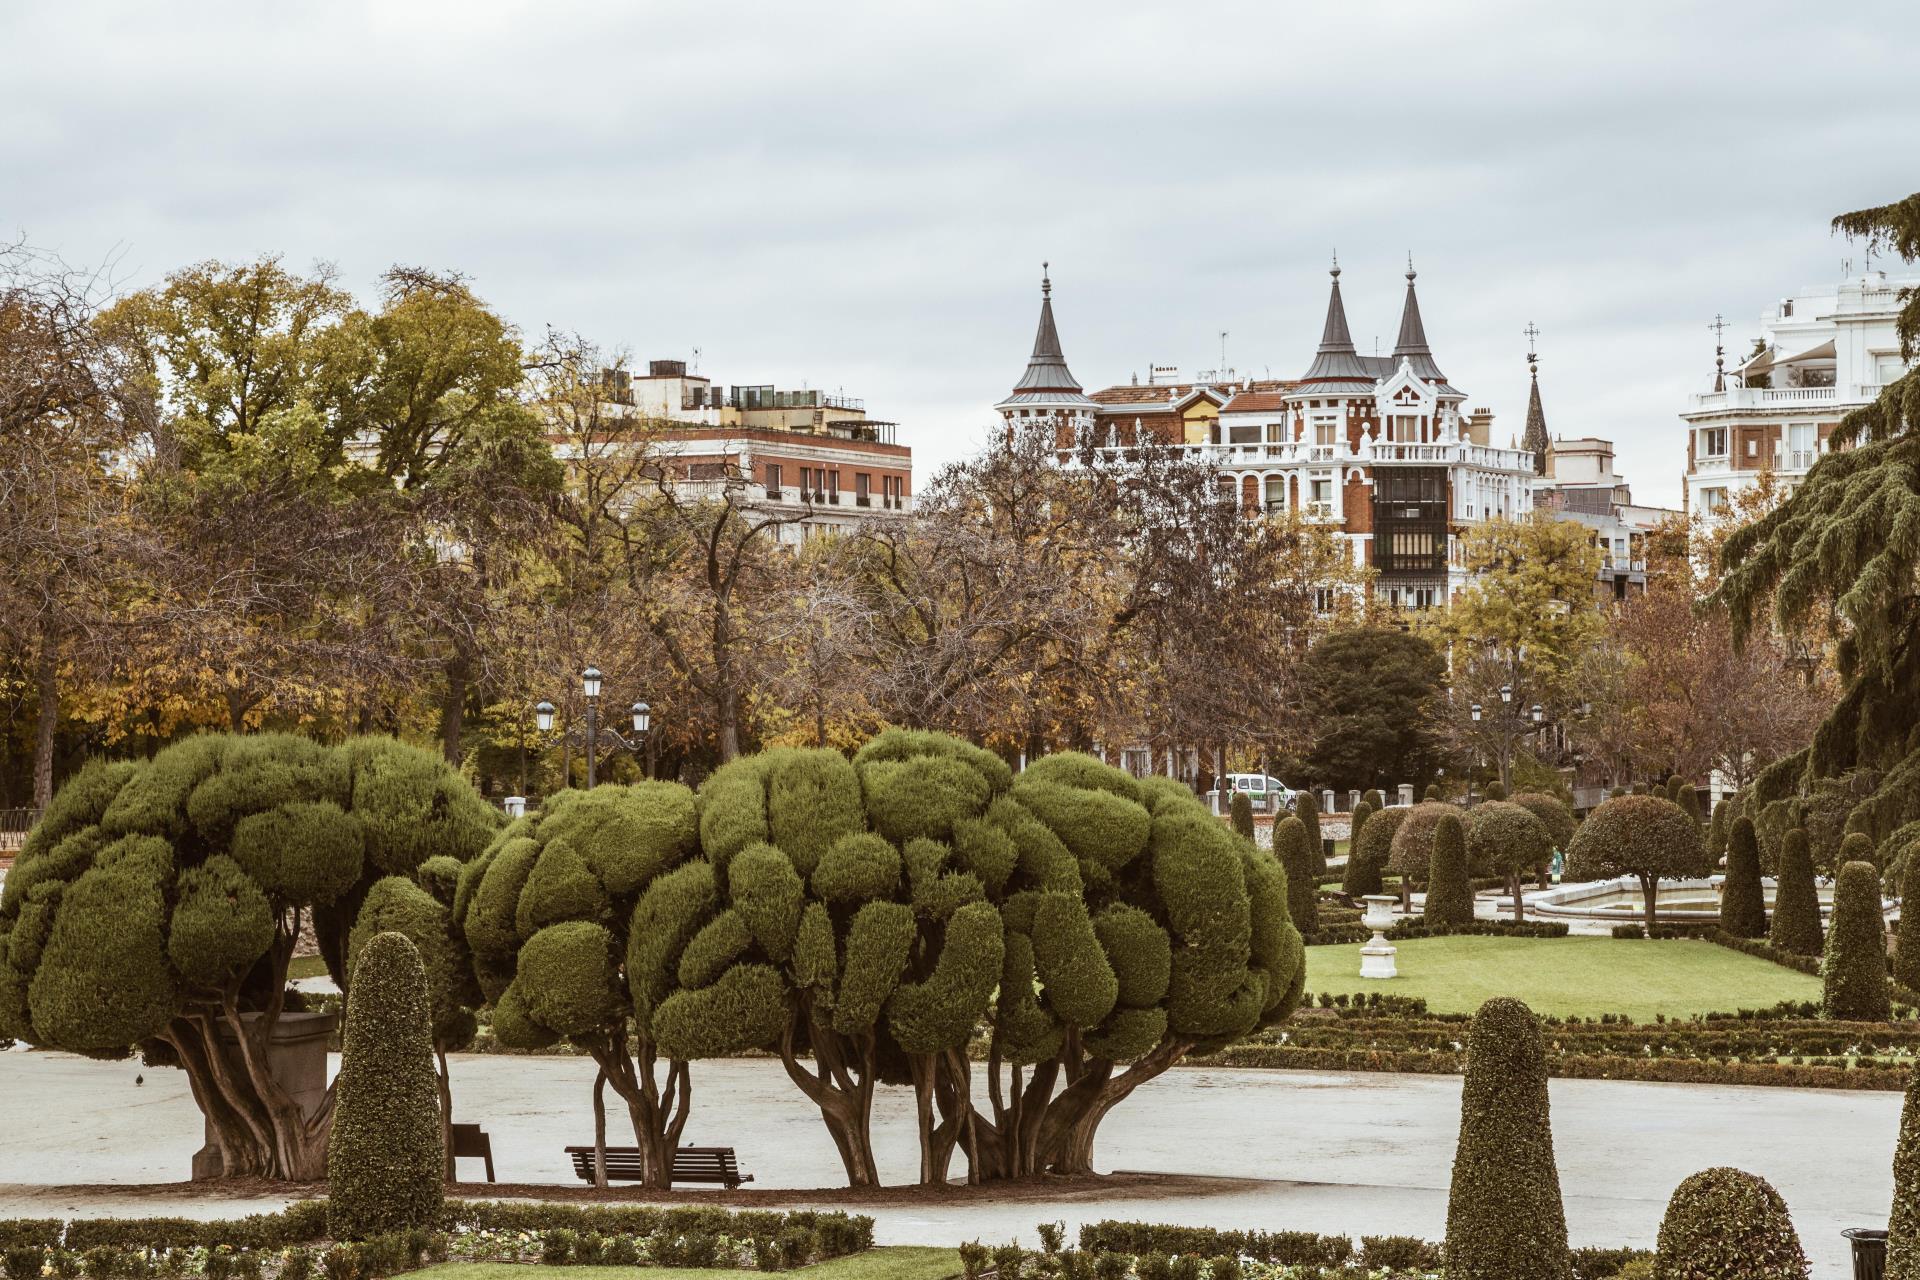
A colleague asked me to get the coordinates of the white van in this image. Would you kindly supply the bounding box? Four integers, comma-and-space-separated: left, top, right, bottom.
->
1222, 774, 1300, 811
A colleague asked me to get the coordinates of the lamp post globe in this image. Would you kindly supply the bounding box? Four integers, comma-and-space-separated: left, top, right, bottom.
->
1531, 703, 1544, 724
1470, 703, 1482, 723
631, 701, 651, 735
535, 701, 555, 733
582, 665, 603, 700
1499, 683, 1513, 704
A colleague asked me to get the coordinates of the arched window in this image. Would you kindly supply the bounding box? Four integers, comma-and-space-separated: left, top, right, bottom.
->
1264, 474, 1285, 509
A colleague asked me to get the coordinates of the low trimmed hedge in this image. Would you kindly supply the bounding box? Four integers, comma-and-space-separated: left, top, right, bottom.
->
1052, 1221, 1646, 1278
1385, 918, 1569, 940
0, 1203, 874, 1278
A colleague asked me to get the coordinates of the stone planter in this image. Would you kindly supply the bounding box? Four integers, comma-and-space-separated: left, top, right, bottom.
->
1360, 895, 1398, 980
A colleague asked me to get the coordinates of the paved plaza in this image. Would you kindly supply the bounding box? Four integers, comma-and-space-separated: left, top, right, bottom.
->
0, 1047, 1896, 1278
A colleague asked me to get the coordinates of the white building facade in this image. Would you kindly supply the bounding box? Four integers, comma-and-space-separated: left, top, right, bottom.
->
1683, 270, 1918, 520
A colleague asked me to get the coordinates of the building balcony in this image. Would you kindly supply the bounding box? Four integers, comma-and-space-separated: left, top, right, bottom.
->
1687, 384, 1884, 414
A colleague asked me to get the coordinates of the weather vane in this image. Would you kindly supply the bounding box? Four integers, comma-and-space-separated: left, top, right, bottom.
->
1524, 321, 1541, 374
1710, 314, 1729, 390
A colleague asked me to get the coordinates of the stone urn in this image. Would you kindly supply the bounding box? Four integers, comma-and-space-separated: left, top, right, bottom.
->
1360, 894, 1399, 980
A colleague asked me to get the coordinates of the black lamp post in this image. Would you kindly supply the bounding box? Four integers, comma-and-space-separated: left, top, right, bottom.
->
534, 667, 653, 790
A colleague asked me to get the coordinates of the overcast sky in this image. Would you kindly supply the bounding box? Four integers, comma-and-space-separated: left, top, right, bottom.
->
5, 1, 1916, 506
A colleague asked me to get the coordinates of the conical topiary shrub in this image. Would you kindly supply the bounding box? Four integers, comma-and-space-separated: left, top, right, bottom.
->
1423, 783, 1442, 802
1843, 830, 1880, 874
1297, 791, 1325, 875
1275, 815, 1317, 935
1230, 791, 1254, 842
1770, 827, 1824, 958
1343, 800, 1378, 898
1709, 799, 1730, 862
1652, 1167, 1807, 1279
1676, 783, 1703, 825
1424, 813, 1474, 929
1824, 860, 1891, 1022
328, 931, 445, 1240
1721, 817, 1767, 939
1898, 858, 1920, 995
1349, 804, 1404, 902
1444, 997, 1571, 1280
1889, 1058, 1920, 1279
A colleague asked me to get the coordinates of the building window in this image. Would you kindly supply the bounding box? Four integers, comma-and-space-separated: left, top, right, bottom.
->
765, 463, 783, 498
1701, 487, 1728, 513
1391, 415, 1420, 443
1313, 416, 1338, 445
855, 472, 870, 506
1787, 424, 1817, 469
1228, 423, 1261, 444
1700, 428, 1728, 458
1264, 474, 1285, 509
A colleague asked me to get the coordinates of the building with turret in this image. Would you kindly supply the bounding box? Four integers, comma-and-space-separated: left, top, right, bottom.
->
997, 262, 1539, 610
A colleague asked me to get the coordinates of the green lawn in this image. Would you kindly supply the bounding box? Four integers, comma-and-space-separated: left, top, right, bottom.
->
421, 1249, 960, 1280
287, 954, 331, 980
1305, 935, 1823, 1020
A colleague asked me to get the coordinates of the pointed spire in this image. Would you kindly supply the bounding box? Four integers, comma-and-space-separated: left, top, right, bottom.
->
1000, 265, 1097, 408
1300, 257, 1370, 384
1522, 325, 1549, 476
1391, 256, 1446, 382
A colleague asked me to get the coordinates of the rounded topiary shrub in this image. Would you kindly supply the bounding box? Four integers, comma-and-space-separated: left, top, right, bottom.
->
1469, 801, 1552, 919
1770, 827, 1823, 958
328, 931, 444, 1240
1823, 860, 1890, 1022
1444, 997, 1570, 1280
1511, 792, 1576, 854
1720, 817, 1767, 940
1565, 795, 1707, 932
1388, 802, 1461, 883
1424, 814, 1473, 929
1483, 781, 1507, 802
1229, 791, 1254, 842
1652, 1167, 1807, 1279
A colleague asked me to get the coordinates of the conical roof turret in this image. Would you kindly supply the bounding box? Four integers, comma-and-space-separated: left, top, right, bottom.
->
1392, 261, 1447, 382
1522, 353, 1550, 476
1298, 261, 1373, 386
1000, 266, 1097, 409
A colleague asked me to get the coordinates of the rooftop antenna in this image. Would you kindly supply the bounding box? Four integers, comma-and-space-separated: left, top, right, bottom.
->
1219, 330, 1229, 374
1710, 314, 1729, 392
690, 345, 702, 375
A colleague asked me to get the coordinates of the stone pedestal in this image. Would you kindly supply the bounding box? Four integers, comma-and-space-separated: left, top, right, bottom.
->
1359, 895, 1399, 980
190, 1010, 338, 1180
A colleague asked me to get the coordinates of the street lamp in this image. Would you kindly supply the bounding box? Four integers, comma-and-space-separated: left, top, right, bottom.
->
534, 669, 653, 790
1470, 703, 1482, 722
1531, 704, 1544, 724
1500, 684, 1513, 704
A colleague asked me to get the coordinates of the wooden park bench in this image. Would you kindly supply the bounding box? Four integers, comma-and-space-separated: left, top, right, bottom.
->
451, 1123, 496, 1182
564, 1144, 753, 1190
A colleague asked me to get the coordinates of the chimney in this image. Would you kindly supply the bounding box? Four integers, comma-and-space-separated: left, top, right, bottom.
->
1467, 407, 1494, 446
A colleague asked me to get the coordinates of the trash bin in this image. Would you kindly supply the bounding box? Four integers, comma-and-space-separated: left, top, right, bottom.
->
1845, 1227, 1889, 1280
1322, 837, 1336, 860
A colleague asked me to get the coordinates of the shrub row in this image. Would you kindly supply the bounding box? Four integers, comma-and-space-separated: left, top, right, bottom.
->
1209, 1042, 1912, 1090
1060, 1221, 1646, 1278
0, 1203, 872, 1277
1385, 918, 1569, 940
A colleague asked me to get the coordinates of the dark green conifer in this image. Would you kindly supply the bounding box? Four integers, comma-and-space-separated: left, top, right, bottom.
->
1898, 858, 1920, 995
1424, 814, 1473, 929
1342, 801, 1377, 897
1296, 791, 1325, 874
1770, 827, 1824, 958
1720, 817, 1767, 939
1274, 816, 1317, 935
1824, 860, 1890, 1021
1229, 791, 1254, 842
1888, 1056, 1920, 1278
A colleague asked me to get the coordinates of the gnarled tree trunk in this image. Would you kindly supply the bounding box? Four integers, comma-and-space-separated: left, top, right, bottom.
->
584, 1030, 690, 1190
777, 1005, 880, 1187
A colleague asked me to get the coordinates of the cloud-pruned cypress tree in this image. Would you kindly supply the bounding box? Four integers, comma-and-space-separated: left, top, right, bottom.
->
1889, 1057, 1920, 1279
1229, 791, 1254, 842
1342, 799, 1379, 897
1469, 801, 1552, 921
1565, 795, 1708, 933
1721, 817, 1768, 939
0, 734, 496, 1180
1824, 860, 1891, 1021
1274, 815, 1317, 935
1652, 1167, 1807, 1279
1295, 791, 1325, 874
328, 932, 443, 1240
461, 779, 709, 1188
1424, 814, 1473, 929
662, 732, 1305, 1187
1770, 827, 1824, 957
1444, 997, 1571, 1280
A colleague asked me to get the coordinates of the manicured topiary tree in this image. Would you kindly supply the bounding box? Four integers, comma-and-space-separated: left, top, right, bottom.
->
1387, 802, 1462, 908
462, 779, 710, 1187
1564, 795, 1708, 933
1363, 788, 1383, 809
1843, 830, 1880, 874
1770, 828, 1824, 957
328, 932, 443, 1239
1676, 782, 1703, 825
1342, 800, 1378, 897
1720, 817, 1767, 939
1889, 1058, 1920, 1279
0, 735, 496, 1180
1513, 791, 1576, 888
1898, 859, 1920, 995
1469, 801, 1552, 921
1351, 806, 1407, 904
1444, 998, 1571, 1280
1229, 791, 1254, 842
1709, 799, 1730, 862
1423, 783, 1442, 802
1652, 1168, 1807, 1279
1274, 816, 1317, 935
1823, 860, 1890, 1022
1483, 781, 1507, 802
1295, 791, 1325, 874
1424, 814, 1473, 929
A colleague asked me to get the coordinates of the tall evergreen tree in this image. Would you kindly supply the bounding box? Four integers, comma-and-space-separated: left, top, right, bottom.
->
1721, 817, 1767, 939
1890, 1057, 1920, 1279
1770, 827, 1825, 957
1708, 799, 1731, 862
1296, 790, 1325, 874
1444, 998, 1571, 1280
1824, 860, 1891, 1022
1230, 790, 1255, 842
1717, 193, 1920, 844
1274, 815, 1318, 935
1424, 813, 1474, 929
1898, 858, 1920, 994
1342, 799, 1378, 897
